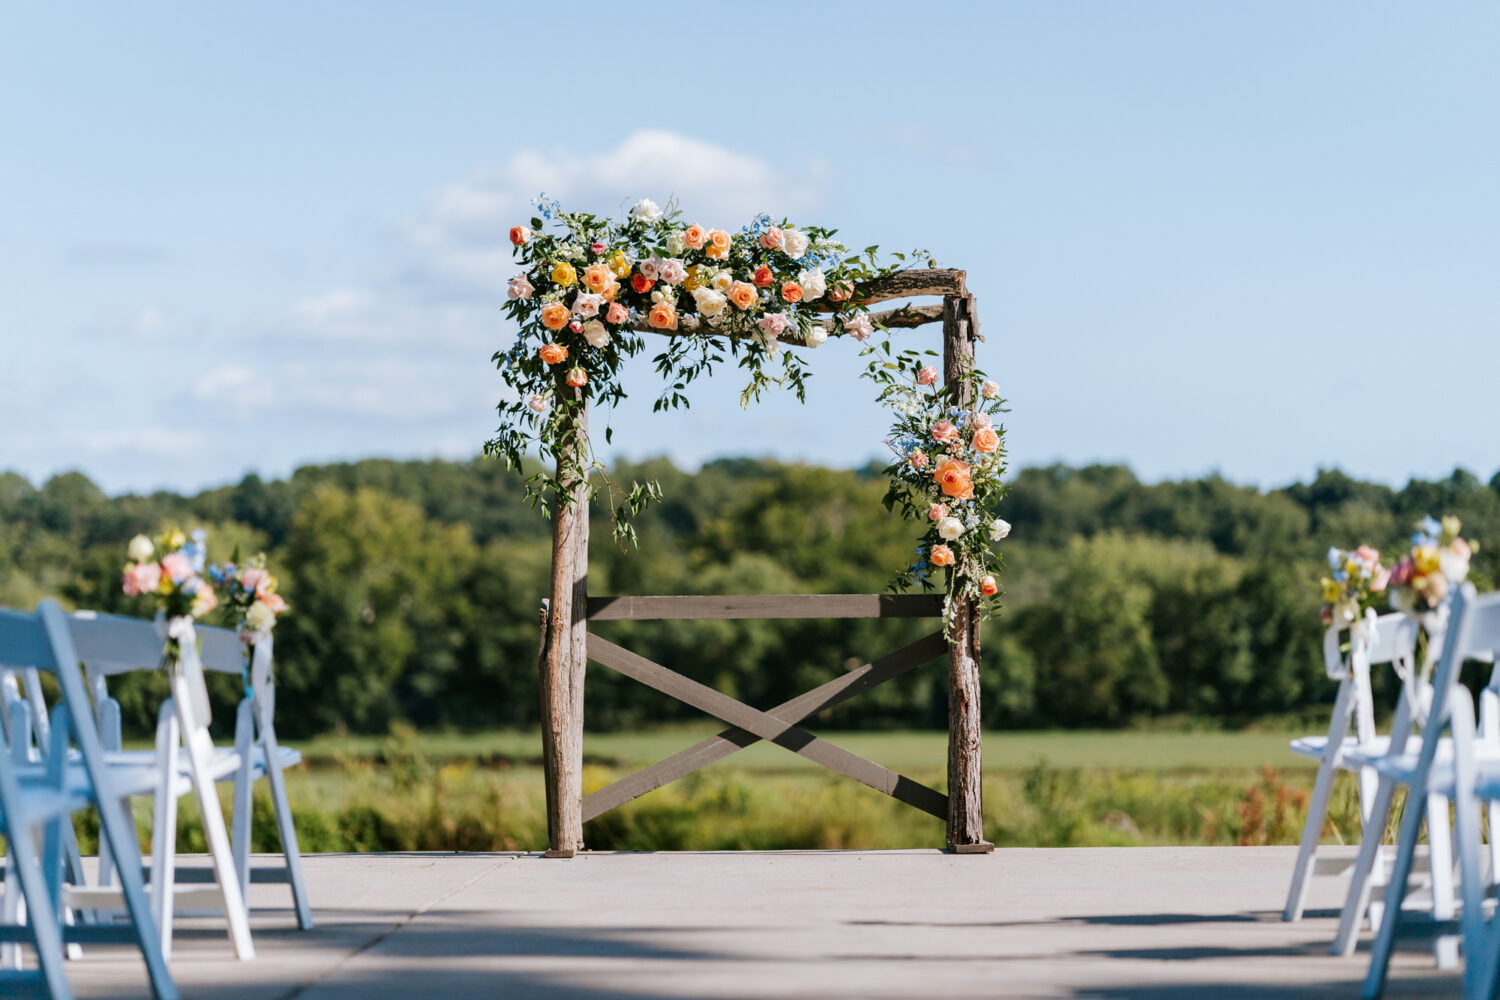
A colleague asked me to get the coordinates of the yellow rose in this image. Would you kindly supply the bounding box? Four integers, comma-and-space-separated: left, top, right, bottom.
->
1415, 545, 1440, 575
551, 261, 577, 287
1321, 578, 1342, 602
608, 251, 631, 279
683, 264, 705, 291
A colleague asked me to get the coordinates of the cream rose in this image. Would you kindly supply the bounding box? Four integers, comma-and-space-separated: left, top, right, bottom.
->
582, 319, 610, 347
782, 228, 809, 260
989, 518, 1012, 541
527, 394, 548, 413
572, 292, 604, 318
507, 274, 534, 301
937, 517, 965, 541
631, 198, 663, 222
665, 231, 686, 255
127, 534, 155, 561
799, 268, 827, 300
804, 325, 828, 348
691, 287, 729, 318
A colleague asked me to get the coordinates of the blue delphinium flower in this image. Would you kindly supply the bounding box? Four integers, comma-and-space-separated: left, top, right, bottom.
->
1327, 547, 1342, 569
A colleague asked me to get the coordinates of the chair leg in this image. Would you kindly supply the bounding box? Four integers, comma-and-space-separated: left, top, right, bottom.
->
264, 731, 313, 929
1, 848, 21, 970
11, 818, 75, 1000
1424, 792, 1460, 969
1362, 778, 1431, 998
231, 701, 253, 903
1285, 756, 1340, 920
1335, 776, 1398, 956
151, 713, 180, 960
182, 727, 255, 960
1450, 698, 1491, 1000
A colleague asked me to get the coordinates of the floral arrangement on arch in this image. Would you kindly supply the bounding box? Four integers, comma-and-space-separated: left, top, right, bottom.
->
489, 196, 898, 546
867, 347, 1010, 631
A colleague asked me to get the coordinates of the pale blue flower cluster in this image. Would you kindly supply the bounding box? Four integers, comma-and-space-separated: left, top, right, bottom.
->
1413, 516, 1443, 547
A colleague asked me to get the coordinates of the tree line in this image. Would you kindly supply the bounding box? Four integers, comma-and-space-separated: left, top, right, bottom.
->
2, 458, 1497, 737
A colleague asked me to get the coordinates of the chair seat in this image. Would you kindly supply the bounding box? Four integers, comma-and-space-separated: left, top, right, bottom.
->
100, 744, 297, 784
1290, 734, 1392, 763
1350, 741, 1500, 788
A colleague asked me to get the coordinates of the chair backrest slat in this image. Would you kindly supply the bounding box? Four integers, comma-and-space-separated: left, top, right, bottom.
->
68, 610, 244, 674
0, 608, 58, 671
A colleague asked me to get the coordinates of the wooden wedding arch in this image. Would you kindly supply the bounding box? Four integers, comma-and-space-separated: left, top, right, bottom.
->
535, 268, 993, 856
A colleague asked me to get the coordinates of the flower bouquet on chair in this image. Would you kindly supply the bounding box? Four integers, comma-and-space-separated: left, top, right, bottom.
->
1385, 515, 1478, 715
121, 527, 218, 668
1317, 545, 1390, 679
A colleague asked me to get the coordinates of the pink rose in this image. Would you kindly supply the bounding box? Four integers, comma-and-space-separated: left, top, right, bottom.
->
606, 302, 629, 325
160, 552, 193, 584
917, 366, 938, 385
909, 449, 929, 469
971, 413, 992, 430
637, 257, 660, 281
122, 562, 162, 596
1371, 568, 1391, 593
658, 259, 687, 285
590, 241, 606, 254
928, 503, 947, 521
568, 318, 582, 333
931, 419, 959, 444
1354, 545, 1380, 567
1389, 558, 1414, 588
262, 592, 288, 613
1453, 538, 1473, 560
844, 314, 873, 341
758, 313, 790, 340
759, 227, 783, 250
572, 293, 604, 318
506, 275, 534, 301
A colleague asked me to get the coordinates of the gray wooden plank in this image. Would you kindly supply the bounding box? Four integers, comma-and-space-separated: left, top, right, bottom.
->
583, 632, 949, 822
586, 593, 943, 622
585, 635, 949, 820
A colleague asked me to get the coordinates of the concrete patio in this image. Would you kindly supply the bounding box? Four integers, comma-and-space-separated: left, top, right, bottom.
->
50, 847, 1459, 999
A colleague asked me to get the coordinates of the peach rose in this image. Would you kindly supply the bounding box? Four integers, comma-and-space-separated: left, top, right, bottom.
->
972, 428, 1000, 453
931, 419, 959, 444
759, 227, 783, 251
538, 342, 568, 365
582, 263, 612, 293
917, 366, 938, 385
981, 380, 1000, 399
606, 302, 629, 325
728, 282, 757, 310
753, 265, 774, 288
565, 366, 588, 387
648, 303, 678, 330
683, 224, 707, 250
828, 280, 855, 302
929, 544, 955, 568
933, 459, 974, 500
509, 226, 530, 246
540, 303, 570, 331
980, 575, 999, 597
781, 281, 803, 303
706, 229, 731, 260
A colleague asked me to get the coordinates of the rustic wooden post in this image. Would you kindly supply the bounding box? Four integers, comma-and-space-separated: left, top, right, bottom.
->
538, 384, 589, 857
942, 293, 992, 852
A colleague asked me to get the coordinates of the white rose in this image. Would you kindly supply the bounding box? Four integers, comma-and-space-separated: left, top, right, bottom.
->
799, 268, 827, 299
631, 199, 663, 222
527, 394, 548, 413
665, 231, 686, 255
582, 319, 610, 347
692, 287, 728, 317
1440, 547, 1471, 583
127, 534, 155, 562
989, 518, 1012, 541
712, 270, 733, 292
782, 228, 809, 260
571, 293, 603, 318
803, 325, 828, 348
937, 517, 965, 541
507, 274, 534, 301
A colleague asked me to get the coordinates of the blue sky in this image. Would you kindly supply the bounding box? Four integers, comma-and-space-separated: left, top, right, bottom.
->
4, 2, 1496, 495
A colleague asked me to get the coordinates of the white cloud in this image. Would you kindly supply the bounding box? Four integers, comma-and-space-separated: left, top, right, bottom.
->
67, 426, 208, 460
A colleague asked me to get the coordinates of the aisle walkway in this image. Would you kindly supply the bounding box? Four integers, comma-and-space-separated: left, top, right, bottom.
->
59, 847, 1455, 999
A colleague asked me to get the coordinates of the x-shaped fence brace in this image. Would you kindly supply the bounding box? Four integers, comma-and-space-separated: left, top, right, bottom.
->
579, 594, 950, 823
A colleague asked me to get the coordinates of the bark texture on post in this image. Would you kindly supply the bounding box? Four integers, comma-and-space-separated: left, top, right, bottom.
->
539, 388, 590, 857
942, 294, 991, 852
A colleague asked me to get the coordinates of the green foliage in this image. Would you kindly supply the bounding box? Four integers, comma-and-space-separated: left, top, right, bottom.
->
5, 455, 1500, 737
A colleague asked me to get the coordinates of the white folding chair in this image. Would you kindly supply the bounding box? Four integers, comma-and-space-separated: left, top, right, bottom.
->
1345, 585, 1500, 997
0, 602, 177, 999
1284, 612, 1414, 922
67, 613, 311, 933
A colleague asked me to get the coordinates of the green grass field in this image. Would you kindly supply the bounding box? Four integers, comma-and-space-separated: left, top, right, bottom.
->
289, 726, 1319, 773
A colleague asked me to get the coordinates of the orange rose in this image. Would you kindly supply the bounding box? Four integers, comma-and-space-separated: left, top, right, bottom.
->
632, 273, 655, 294
648, 303, 678, 330
752, 266, 774, 288
582, 263, 612, 293
683, 224, 707, 250
509, 226, 529, 246
538, 342, 568, 365
980, 575, 999, 596
706, 229, 731, 260
930, 544, 955, 567
781, 281, 803, 303
565, 366, 587, 387
540, 303, 570, 331
933, 459, 974, 500
728, 282, 757, 310
972, 428, 1000, 453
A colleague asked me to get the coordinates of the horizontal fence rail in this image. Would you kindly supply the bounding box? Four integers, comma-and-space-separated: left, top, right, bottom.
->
585, 593, 944, 622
